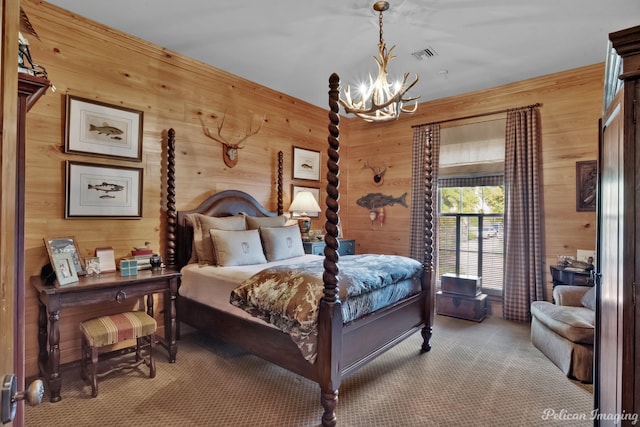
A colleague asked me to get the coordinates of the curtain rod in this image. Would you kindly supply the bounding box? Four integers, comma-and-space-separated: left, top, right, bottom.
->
411, 102, 542, 128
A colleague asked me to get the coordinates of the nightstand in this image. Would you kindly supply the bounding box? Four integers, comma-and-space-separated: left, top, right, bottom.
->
303, 239, 355, 256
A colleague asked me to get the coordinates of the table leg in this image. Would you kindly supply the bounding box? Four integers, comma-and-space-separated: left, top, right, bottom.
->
47, 309, 62, 402
165, 277, 178, 362
146, 293, 154, 318
36, 301, 48, 377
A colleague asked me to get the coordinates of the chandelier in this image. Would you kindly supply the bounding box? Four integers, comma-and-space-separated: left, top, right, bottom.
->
340, 1, 419, 122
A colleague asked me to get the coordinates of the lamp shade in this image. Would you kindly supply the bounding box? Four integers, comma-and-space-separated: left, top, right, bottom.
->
288, 191, 321, 215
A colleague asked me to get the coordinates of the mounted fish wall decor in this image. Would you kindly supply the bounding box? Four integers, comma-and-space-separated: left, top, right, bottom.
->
356, 192, 407, 227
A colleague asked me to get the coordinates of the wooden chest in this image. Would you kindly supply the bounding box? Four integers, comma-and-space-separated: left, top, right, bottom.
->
441, 273, 481, 296
436, 291, 487, 322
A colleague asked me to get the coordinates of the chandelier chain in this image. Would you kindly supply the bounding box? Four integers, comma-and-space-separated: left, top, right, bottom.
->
379, 10, 384, 45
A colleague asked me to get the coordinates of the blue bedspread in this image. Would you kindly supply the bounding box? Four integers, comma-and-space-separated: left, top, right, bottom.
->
230, 254, 423, 362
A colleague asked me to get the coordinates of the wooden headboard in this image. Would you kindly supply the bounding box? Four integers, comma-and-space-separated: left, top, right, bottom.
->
174, 190, 279, 269
165, 128, 284, 269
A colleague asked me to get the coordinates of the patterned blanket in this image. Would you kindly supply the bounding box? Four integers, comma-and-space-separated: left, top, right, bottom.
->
230, 254, 423, 362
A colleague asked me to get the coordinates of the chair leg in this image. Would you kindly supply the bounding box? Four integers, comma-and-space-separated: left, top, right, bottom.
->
90, 346, 99, 397
80, 335, 88, 381
149, 333, 156, 378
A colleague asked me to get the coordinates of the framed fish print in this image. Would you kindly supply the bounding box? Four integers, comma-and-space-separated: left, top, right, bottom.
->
65, 161, 143, 218
65, 95, 143, 161
292, 146, 320, 181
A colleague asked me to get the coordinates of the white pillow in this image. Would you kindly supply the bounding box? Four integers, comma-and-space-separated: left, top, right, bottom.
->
209, 229, 267, 266
259, 225, 305, 262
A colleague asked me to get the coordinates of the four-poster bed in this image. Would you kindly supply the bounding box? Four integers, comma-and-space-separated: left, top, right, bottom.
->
164, 74, 435, 426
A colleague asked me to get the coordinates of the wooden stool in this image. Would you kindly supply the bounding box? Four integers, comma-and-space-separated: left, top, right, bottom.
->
80, 311, 157, 397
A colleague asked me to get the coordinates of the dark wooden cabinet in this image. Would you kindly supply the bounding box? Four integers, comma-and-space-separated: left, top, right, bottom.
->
596, 25, 640, 426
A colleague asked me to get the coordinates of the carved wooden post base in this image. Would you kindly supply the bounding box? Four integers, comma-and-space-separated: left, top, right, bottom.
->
321, 389, 338, 427
421, 325, 433, 353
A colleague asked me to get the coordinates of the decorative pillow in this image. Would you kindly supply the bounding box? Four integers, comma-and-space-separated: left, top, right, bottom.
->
244, 214, 287, 230
259, 225, 305, 262
581, 286, 596, 311
192, 214, 246, 265
209, 229, 267, 266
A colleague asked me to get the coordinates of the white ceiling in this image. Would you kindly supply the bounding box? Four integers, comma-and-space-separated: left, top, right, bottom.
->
44, 0, 640, 110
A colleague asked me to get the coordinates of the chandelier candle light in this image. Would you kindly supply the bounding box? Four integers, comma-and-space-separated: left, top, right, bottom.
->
340, 1, 420, 122
289, 191, 322, 241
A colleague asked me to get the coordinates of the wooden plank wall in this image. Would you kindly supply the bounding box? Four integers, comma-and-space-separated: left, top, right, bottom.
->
21, 0, 599, 377
344, 64, 601, 300
21, 0, 338, 376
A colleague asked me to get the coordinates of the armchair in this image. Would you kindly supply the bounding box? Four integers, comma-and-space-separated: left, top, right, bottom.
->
530, 285, 595, 383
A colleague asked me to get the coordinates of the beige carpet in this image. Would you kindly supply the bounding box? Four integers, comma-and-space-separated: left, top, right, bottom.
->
26, 315, 593, 426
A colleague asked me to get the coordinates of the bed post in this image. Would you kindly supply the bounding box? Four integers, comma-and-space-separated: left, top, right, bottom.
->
277, 150, 283, 215
317, 72, 343, 427
166, 128, 177, 268
420, 129, 435, 352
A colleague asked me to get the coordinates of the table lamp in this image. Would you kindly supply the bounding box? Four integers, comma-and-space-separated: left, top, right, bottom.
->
289, 191, 321, 241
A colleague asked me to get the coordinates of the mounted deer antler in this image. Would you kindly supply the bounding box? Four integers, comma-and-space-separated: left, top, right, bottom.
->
362, 160, 387, 186
200, 111, 266, 168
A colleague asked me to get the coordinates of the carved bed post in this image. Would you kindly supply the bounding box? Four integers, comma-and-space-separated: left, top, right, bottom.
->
317, 73, 343, 427
277, 150, 283, 215
166, 128, 177, 268
420, 129, 434, 352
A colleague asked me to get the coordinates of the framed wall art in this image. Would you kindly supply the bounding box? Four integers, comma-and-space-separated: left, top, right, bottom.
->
44, 236, 85, 276
65, 161, 143, 218
576, 160, 597, 212
65, 95, 143, 161
292, 146, 320, 181
292, 185, 321, 217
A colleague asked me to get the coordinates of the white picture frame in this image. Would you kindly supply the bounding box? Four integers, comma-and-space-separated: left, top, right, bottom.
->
65, 161, 143, 218
52, 252, 79, 286
95, 247, 116, 273
65, 95, 143, 161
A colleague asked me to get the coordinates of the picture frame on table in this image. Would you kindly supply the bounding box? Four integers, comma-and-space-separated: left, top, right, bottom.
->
64, 95, 143, 162
51, 252, 79, 286
292, 185, 321, 218
85, 257, 101, 276
44, 236, 85, 276
292, 146, 320, 181
65, 161, 143, 219
95, 247, 116, 273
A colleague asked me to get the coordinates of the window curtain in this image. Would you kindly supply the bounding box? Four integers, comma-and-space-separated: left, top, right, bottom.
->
409, 124, 440, 264
502, 106, 545, 322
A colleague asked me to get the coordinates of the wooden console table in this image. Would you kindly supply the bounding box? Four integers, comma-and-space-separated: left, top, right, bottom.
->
31, 268, 180, 402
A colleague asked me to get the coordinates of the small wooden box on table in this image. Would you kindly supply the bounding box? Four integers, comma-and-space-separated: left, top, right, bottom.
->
31, 268, 181, 402
436, 273, 487, 322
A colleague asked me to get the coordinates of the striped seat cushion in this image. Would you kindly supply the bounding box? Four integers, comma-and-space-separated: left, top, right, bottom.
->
80, 311, 157, 347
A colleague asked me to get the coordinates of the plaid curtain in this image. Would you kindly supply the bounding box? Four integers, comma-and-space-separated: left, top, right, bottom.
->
502, 106, 545, 322
409, 124, 440, 266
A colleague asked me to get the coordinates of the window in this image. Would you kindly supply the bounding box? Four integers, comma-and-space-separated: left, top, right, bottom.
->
436, 119, 506, 296
438, 185, 504, 295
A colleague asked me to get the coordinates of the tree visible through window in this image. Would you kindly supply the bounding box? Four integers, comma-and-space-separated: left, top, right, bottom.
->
439, 185, 504, 295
